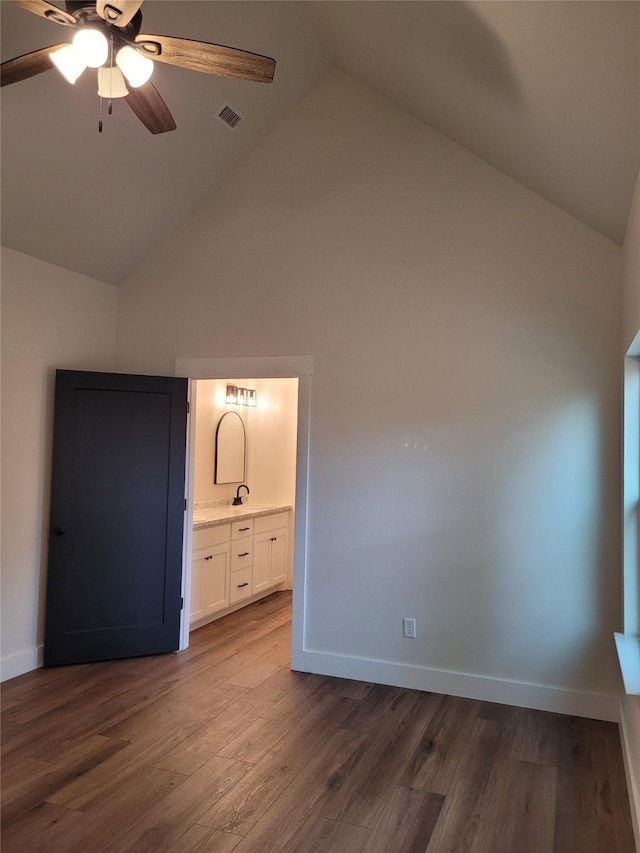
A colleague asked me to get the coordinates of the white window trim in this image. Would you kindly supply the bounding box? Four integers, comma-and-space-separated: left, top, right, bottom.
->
618, 331, 640, 693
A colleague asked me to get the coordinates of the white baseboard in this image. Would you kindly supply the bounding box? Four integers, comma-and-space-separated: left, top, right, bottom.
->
619, 699, 640, 853
2, 643, 620, 722
1, 645, 44, 682
296, 649, 620, 722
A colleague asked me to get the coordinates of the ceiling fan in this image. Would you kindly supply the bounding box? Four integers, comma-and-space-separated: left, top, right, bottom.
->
0, 0, 276, 133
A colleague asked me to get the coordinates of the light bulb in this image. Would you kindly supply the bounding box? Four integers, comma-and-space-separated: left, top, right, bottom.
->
116, 46, 153, 88
50, 44, 86, 84
97, 66, 129, 98
72, 28, 109, 68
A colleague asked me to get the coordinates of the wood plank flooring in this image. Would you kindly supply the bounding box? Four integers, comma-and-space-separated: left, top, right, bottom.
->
1, 591, 635, 852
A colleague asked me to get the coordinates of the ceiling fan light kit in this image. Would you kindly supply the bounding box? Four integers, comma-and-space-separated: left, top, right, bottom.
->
115, 45, 152, 87
97, 64, 127, 97
72, 26, 108, 67
1, 0, 277, 134
50, 43, 85, 83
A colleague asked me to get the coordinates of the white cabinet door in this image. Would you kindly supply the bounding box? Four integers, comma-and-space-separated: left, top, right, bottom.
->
253, 531, 272, 595
253, 528, 287, 594
203, 544, 230, 616
190, 556, 204, 624
270, 531, 287, 586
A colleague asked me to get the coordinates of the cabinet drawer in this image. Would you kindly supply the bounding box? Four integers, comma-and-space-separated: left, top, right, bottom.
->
231, 519, 254, 539
231, 540, 252, 573
193, 523, 230, 550
254, 512, 289, 535
229, 567, 252, 603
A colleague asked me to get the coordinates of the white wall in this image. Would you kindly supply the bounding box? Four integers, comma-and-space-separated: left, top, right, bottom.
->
246, 378, 298, 508
193, 377, 297, 508
193, 379, 238, 505
1, 248, 117, 680
117, 71, 623, 718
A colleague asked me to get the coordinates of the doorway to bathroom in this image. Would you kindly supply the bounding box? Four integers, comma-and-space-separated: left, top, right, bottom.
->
192, 377, 298, 528
175, 355, 312, 671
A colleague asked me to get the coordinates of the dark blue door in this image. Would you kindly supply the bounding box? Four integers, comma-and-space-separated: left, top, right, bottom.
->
44, 370, 188, 666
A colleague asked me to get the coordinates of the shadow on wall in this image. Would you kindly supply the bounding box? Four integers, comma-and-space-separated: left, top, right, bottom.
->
304, 0, 524, 108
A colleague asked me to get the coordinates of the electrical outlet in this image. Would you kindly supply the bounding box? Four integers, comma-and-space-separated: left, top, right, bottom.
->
403, 617, 416, 639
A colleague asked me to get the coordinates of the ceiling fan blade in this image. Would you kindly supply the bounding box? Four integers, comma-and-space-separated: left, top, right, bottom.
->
135, 34, 276, 83
125, 81, 176, 134
13, 0, 75, 26
1, 43, 68, 86
96, 0, 143, 27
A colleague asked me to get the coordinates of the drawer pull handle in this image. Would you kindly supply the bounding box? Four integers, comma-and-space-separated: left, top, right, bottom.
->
238, 552, 250, 557
204, 555, 213, 561
271, 537, 276, 542
239, 527, 250, 532
238, 582, 249, 588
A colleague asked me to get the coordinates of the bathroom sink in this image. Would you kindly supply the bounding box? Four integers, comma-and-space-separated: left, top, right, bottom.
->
233, 504, 272, 511
228, 504, 275, 515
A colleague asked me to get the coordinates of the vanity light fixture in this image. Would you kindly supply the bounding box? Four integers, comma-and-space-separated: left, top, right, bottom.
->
225, 384, 257, 407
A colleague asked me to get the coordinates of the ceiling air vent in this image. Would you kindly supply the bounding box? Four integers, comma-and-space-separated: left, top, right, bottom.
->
216, 103, 243, 131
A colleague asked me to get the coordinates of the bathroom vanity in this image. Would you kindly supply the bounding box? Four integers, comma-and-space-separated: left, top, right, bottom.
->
189, 504, 291, 629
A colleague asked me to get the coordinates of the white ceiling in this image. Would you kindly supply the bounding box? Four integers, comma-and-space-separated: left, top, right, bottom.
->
1, 1, 638, 285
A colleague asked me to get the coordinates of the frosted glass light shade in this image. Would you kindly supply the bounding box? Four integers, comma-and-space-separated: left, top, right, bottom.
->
116, 46, 153, 87
72, 29, 109, 68
50, 44, 86, 84
97, 66, 129, 98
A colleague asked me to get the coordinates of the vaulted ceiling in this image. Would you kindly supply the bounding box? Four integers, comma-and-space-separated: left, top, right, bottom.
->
1, 1, 638, 285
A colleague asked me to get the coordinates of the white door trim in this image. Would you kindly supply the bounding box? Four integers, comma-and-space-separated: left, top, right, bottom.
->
174, 355, 313, 670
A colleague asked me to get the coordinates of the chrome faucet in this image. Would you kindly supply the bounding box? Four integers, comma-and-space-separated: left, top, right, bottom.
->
233, 484, 250, 505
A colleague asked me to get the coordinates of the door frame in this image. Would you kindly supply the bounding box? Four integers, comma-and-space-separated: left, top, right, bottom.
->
174, 355, 313, 670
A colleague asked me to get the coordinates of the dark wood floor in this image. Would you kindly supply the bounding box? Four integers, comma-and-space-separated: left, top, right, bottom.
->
1, 591, 635, 852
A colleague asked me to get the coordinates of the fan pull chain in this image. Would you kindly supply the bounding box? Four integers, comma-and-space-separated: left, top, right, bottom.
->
99, 95, 103, 133
108, 35, 114, 116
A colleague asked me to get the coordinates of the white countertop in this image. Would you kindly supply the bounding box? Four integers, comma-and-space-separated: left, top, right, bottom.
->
192, 504, 292, 530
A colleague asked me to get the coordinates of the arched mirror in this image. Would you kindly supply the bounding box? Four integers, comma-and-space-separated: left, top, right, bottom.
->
215, 412, 246, 484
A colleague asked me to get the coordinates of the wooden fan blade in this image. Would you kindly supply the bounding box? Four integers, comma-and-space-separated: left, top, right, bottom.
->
96, 0, 143, 27
135, 34, 275, 83
13, 0, 75, 26
1, 43, 68, 86
125, 81, 176, 134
